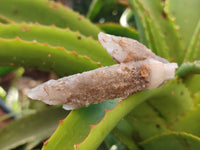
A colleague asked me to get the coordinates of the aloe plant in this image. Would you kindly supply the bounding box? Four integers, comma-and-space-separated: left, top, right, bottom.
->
0, 0, 200, 150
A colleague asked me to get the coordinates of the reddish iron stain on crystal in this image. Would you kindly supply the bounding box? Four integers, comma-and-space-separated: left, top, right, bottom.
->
141, 65, 149, 77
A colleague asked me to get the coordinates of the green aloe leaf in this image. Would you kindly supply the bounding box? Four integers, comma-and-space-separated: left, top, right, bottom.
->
192, 90, 200, 106
177, 61, 200, 96
102, 133, 130, 150
43, 78, 191, 150
97, 22, 139, 40
176, 61, 200, 78
22, 135, 48, 150
77, 78, 192, 149
0, 23, 115, 66
129, 0, 184, 64
133, 78, 192, 124
0, 0, 101, 38
183, 74, 200, 96
166, 0, 200, 49
87, 0, 103, 21
113, 102, 168, 147
171, 104, 200, 137
144, 13, 170, 59
0, 107, 67, 150
42, 99, 120, 150
140, 132, 200, 150
0, 38, 101, 76
75, 92, 152, 150
112, 119, 139, 150
112, 78, 192, 147
87, 0, 127, 23
128, 0, 170, 61
184, 20, 200, 61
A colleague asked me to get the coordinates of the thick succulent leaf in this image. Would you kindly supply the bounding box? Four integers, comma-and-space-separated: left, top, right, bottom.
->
75, 92, 153, 150
43, 78, 191, 150
22, 135, 48, 150
0, 38, 101, 76
113, 102, 168, 146
166, 0, 200, 48
176, 61, 200, 78
0, 0, 101, 38
0, 107, 67, 150
192, 91, 200, 106
80, 78, 191, 149
87, 0, 103, 21
134, 78, 192, 124
140, 132, 200, 150
128, 0, 170, 61
113, 78, 192, 146
171, 105, 200, 137
42, 89, 156, 150
184, 20, 200, 61
183, 75, 200, 96
42, 99, 120, 150
176, 61, 200, 96
112, 118, 142, 150
97, 22, 139, 40
129, 0, 184, 64
100, 133, 129, 150
144, 14, 170, 60
0, 23, 115, 66
87, 0, 127, 23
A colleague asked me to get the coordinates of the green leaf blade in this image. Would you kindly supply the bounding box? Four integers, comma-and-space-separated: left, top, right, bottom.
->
0, 0, 101, 38
0, 107, 67, 150
0, 23, 115, 66
0, 38, 101, 76
166, 0, 200, 48
140, 132, 200, 150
